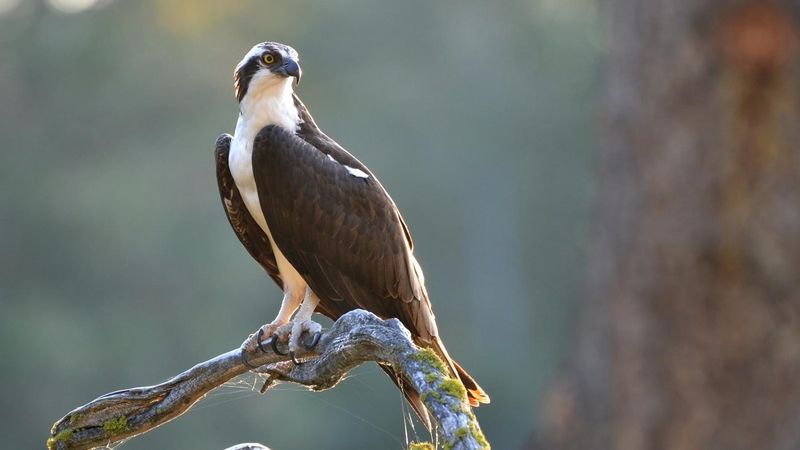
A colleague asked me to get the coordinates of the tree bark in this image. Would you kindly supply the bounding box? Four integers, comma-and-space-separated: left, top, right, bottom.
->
48, 310, 488, 450
533, 1, 800, 449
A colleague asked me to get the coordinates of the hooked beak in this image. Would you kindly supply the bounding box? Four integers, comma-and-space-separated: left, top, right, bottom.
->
277, 58, 302, 85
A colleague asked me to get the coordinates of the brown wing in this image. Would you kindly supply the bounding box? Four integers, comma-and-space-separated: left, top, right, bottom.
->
292, 94, 416, 253
249, 125, 438, 340
214, 134, 283, 289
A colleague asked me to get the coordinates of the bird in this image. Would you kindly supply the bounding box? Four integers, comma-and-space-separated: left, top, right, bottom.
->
214, 42, 489, 425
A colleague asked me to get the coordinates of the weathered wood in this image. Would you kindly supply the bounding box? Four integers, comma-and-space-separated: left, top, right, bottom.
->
48, 310, 488, 450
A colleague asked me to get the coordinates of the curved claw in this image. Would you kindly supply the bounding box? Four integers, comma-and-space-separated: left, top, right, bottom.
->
240, 348, 260, 370
256, 329, 268, 354
289, 351, 302, 365
271, 333, 288, 355
304, 331, 322, 350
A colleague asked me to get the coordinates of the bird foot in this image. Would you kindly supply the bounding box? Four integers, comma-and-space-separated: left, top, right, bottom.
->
241, 319, 322, 366
288, 319, 323, 364
241, 321, 288, 354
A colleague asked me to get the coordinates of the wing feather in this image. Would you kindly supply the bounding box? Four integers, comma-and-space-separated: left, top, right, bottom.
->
250, 125, 431, 338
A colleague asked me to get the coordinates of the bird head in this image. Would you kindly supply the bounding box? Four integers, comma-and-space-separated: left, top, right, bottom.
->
234, 42, 301, 103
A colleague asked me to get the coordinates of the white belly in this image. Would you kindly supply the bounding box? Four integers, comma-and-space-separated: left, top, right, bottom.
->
229, 128, 307, 297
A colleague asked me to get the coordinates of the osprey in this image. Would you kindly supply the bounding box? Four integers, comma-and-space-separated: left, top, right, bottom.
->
214, 42, 489, 423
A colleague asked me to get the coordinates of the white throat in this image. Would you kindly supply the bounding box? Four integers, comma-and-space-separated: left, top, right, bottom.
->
237, 76, 300, 136
230, 76, 299, 190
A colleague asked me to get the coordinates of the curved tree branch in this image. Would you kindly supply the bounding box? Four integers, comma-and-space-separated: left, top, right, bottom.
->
48, 310, 489, 450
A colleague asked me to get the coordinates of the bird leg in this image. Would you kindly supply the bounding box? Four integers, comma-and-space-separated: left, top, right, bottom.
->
241, 291, 302, 354
287, 289, 322, 364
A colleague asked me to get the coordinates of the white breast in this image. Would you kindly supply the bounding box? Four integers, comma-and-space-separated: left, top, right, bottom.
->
229, 124, 266, 232
229, 79, 306, 295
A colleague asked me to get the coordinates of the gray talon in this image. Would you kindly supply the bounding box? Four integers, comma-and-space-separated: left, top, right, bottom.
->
241, 348, 260, 369
256, 329, 268, 353
304, 331, 322, 350
271, 333, 288, 355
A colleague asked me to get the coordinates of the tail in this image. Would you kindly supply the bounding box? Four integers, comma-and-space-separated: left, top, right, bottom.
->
380, 338, 490, 430
431, 337, 490, 407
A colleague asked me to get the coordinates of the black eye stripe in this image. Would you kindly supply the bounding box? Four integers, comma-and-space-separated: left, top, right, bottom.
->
234, 56, 261, 102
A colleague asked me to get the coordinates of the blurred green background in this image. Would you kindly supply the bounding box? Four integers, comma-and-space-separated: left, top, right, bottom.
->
0, 0, 599, 448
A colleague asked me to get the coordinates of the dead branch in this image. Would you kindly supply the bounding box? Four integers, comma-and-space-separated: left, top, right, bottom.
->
48, 309, 489, 450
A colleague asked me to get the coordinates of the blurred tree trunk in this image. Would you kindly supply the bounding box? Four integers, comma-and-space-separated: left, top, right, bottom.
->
531, 1, 800, 449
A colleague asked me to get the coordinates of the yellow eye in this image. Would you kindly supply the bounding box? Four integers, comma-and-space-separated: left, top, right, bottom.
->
263, 53, 275, 64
